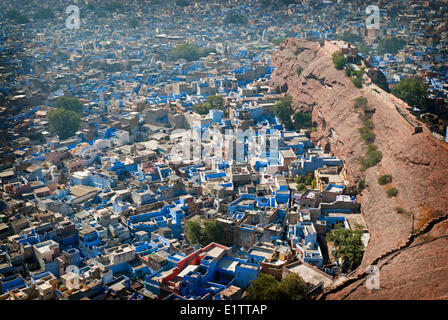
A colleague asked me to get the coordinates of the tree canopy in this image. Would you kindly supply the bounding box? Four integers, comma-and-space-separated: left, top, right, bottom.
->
274, 96, 312, 131
377, 37, 406, 54
168, 43, 215, 62
193, 95, 225, 115
48, 109, 81, 140
326, 224, 364, 269
274, 96, 294, 129
391, 78, 429, 111
55, 96, 83, 114
332, 52, 347, 70
186, 219, 225, 246
293, 112, 312, 130
224, 13, 248, 25
6, 9, 29, 24
360, 144, 382, 171
34, 8, 55, 20
247, 273, 308, 300
295, 174, 313, 191
176, 0, 189, 6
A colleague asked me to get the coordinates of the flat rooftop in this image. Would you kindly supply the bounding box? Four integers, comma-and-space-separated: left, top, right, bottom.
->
285, 262, 333, 288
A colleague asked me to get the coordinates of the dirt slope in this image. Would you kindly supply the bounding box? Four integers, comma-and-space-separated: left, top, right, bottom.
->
270, 38, 448, 300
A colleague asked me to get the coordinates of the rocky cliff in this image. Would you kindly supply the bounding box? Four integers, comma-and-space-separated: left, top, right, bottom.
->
271, 38, 448, 299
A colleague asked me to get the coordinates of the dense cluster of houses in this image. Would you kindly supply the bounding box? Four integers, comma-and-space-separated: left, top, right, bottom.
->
1, 0, 443, 300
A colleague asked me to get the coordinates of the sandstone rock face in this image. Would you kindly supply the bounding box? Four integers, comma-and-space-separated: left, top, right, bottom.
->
271, 38, 448, 299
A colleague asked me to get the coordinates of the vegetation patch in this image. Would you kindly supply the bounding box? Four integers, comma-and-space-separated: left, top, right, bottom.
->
332, 52, 347, 70
186, 218, 225, 246
353, 96, 368, 109
294, 48, 304, 56
378, 174, 393, 185
6, 9, 29, 24
351, 76, 363, 88
392, 78, 429, 111
271, 37, 286, 46
359, 120, 376, 144
360, 145, 382, 171
386, 187, 399, 198
357, 179, 366, 193
34, 8, 55, 20
48, 96, 84, 140
395, 206, 411, 216
247, 273, 308, 300
48, 109, 80, 140
168, 42, 216, 62
326, 223, 364, 270
295, 174, 314, 191
193, 95, 225, 115
274, 96, 313, 131
224, 13, 248, 25
377, 37, 406, 54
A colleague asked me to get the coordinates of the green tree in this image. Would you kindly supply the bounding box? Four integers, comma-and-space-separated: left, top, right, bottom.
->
378, 175, 392, 185
224, 13, 248, 25
352, 76, 363, 88
311, 178, 317, 190
48, 109, 80, 140
185, 219, 225, 246
353, 97, 368, 109
202, 219, 225, 246
386, 187, 398, 198
357, 179, 366, 193
55, 96, 83, 114
274, 96, 294, 130
247, 274, 280, 300
295, 174, 313, 191
247, 273, 308, 300
34, 8, 54, 20
360, 145, 382, 171
261, 0, 272, 7
378, 37, 406, 54
359, 120, 375, 144
205, 95, 224, 110
271, 37, 285, 46
293, 112, 312, 130
356, 42, 371, 56
295, 174, 313, 186
345, 65, 355, 77
168, 42, 200, 62
332, 52, 347, 70
326, 224, 364, 269
391, 78, 429, 111
104, 2, 124, 12
186, 220, 202, 245
278, 273, 308, 300
128, 17, 138, 29
6, 9, 29, 24
193, 95, 225, 115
